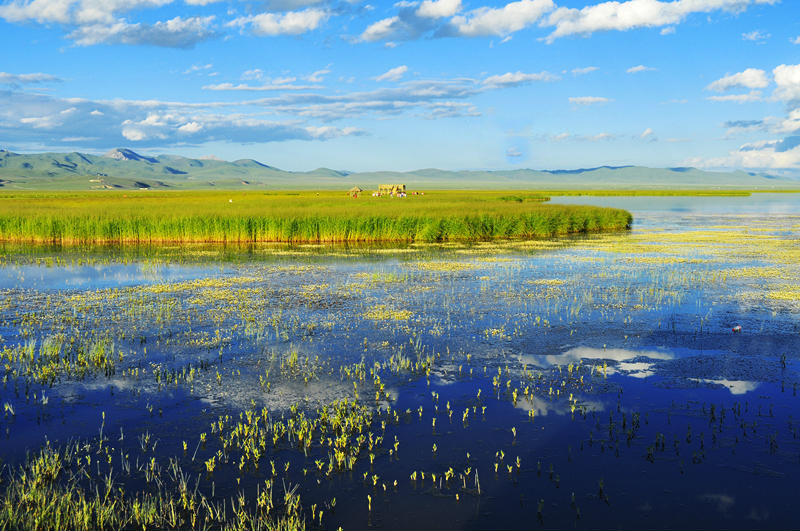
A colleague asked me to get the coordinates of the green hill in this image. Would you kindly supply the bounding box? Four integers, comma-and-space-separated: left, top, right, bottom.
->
0, 148, 796, 191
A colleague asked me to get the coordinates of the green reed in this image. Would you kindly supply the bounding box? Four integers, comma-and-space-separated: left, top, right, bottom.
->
0, 191, 632, 244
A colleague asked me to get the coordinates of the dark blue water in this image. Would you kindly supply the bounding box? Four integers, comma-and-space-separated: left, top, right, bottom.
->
1, 195, 799, 529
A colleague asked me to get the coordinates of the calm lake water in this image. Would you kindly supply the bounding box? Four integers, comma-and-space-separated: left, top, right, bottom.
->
1, 195, 799, 529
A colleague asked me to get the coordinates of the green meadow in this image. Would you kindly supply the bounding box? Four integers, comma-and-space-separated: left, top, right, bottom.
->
0, 191, 633, 244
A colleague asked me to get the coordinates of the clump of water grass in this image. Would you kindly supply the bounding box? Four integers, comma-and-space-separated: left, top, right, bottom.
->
0, 191, 632, 244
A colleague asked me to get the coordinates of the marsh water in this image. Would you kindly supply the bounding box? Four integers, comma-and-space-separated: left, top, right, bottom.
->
1, 194, 800, 529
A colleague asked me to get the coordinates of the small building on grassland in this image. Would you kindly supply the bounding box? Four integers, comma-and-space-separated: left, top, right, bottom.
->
349, 186, 363, 198
378, 184, 406, 195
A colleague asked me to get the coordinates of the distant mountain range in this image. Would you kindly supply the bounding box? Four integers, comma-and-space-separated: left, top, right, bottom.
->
0, 148, 796, 190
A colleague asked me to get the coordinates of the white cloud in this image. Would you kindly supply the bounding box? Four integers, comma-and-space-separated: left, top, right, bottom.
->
68, 16, 216, 47
482, 70, 558, 87
544, 0, 779, 43
571, 66, 598, 76
184, 63, 213, 74
202, 82, 319, 91
3, 72, 534, 150
177, 121, 203, 133
306, 68, 330, 83
265, 0, 325, 10
722, 119, 763, 135
771, 109, 800, 134
627, 64, 656, 73
0, 0, 172, 25
660, 26, 675, 35
449, 0, 554, 37
569, 96, 611, 105
640, 127, 654, 139
0, 71, 61, 86
416, 0, 460, 18
707, 68, 769, 92
690, 139, 800, 170
707, 90, 762, 103
1, 88, 365, 149
230, 8, 327, 36
360, 15, 400, 41
773, 64, 800, 102
375, 65, 408, 82
792, 36, 800, 45
506, 148, 522, 157
241, 69, 264, 80
741, 29, 769, 41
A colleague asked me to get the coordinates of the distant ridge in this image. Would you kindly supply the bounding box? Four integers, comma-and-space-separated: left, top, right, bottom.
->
105, 148, 158, 164
0, 147, 797, 191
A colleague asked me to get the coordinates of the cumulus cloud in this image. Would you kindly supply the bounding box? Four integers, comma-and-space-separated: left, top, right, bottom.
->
229, 8, 327, 36
375, 65, 408, 82
360, 15, 403, 41
770, 109, 800, 134
482, 70, 558, 87
0, 0, 172, 25
358, 3, 445, 43
68, 16, 217, 47
689, 139, 800, 170
696, 63, 800, 173
544, 0, 778, 43
773, 64, 800, 102
707, 68, 769, 92
416, 0, 460, 18
358, 0, 553, 41
0, 72, 62, 87
569, 96, 611, 105
447, 0, 554, 37
0, 0, 227, 47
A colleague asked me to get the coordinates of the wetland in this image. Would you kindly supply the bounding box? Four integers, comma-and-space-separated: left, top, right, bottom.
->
1, 193, 799, 529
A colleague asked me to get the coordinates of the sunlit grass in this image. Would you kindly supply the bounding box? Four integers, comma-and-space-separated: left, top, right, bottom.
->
0, 190, 632, 244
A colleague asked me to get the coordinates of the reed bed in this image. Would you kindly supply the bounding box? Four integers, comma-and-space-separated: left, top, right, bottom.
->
0, 191, 632, 244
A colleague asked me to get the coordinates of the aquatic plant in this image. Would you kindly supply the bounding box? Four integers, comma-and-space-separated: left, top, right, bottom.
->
0, 191, 632, 244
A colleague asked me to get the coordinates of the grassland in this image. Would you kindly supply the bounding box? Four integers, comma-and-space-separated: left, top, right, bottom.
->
0, 191, 632, 244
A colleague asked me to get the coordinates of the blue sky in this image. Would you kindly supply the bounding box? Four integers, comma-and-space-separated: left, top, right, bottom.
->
1, 0, 799, 173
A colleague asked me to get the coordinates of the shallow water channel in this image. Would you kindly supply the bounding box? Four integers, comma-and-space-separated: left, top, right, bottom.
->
1, 194, 800, 529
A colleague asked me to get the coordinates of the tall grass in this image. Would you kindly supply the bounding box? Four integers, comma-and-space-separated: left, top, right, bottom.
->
0, 191, 632, 244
